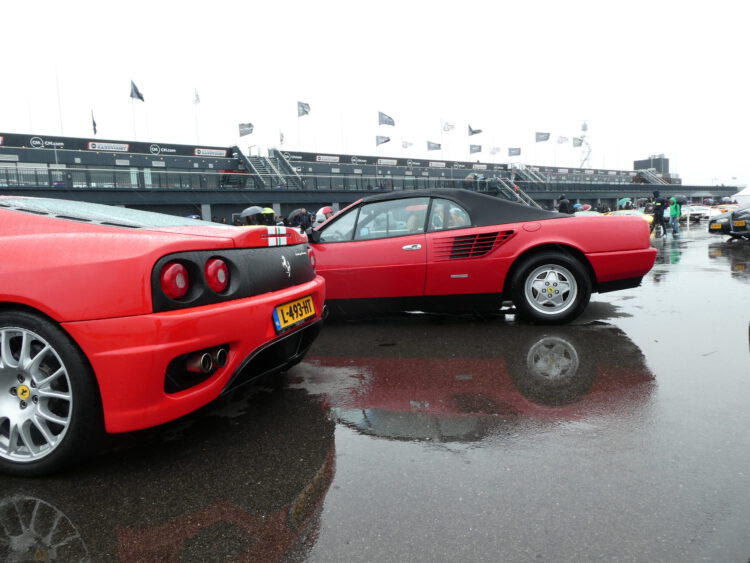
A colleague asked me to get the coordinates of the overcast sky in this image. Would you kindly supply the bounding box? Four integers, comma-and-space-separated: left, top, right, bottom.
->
2, 0, 747, 186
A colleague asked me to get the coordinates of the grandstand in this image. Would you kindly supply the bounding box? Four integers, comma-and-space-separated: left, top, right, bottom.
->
0, 132, 737, 221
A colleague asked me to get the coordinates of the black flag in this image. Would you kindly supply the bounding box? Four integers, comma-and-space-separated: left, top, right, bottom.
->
297, 101, 310, 117
427, 141, 441, 151
91, 110, 97, 135
130, 80, 145, 102
376, 136, 391, 146
535, 132, 550, 142
378, 111, 395, 126
508, 147, 521, 156
469, 144, 482, 154
468, 125, 482, 136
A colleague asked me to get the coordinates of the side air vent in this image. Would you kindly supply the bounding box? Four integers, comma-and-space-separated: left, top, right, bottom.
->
433, 230, 515, 260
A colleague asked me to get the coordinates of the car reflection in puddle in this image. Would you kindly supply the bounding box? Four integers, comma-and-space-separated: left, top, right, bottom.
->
708, 240, 750, 283
0, 385, 335, 562
290, 317, 656, 443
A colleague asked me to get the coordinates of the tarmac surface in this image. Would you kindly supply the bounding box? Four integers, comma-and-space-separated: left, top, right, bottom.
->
2, 224, 750, 562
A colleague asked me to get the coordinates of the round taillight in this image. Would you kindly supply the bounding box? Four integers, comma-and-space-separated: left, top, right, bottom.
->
161, 262, 189, 299
205, 258, 229, 293
307, 247, 316, 270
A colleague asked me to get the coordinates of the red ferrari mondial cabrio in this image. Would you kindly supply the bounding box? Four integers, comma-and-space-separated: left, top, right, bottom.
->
309, 189, 656, 323
0, 197, 325, 476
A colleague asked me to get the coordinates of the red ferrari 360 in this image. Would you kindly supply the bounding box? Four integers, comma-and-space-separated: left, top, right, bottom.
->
309, 189, 656, 323
0, 197, 325, 476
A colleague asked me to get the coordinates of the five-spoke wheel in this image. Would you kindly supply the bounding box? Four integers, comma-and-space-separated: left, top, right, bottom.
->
510, 251, 592, 324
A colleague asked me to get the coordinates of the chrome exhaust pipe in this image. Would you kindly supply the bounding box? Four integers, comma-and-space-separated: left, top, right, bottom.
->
186, 352, 213, 374
212, 347, 228, 368
322, 304, 330, 320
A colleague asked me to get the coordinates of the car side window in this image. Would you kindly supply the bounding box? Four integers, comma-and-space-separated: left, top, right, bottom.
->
428, 199, 471, 232
319, 208, 358, 242
354, 197, 429, 240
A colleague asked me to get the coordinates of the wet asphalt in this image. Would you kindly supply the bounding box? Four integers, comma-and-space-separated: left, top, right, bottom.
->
2, 224, 750, 562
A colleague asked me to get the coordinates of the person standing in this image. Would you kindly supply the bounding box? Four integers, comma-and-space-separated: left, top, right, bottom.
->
557, 194, 572, 214
650, 190, 668, 237
668, 196, 681, 237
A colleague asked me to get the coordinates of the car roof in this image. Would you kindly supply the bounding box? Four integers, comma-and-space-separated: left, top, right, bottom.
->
359, 189, 563, 226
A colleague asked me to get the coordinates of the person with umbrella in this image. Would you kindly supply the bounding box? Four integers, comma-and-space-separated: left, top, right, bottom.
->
240, 205, 264, 225
260, 207, 277, 226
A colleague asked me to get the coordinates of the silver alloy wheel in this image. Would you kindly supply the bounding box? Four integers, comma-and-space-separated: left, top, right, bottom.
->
0, 327, 73, 463
523, 264, 579, 317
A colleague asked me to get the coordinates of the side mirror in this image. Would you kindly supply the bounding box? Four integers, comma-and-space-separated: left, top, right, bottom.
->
306, 227, 321, 243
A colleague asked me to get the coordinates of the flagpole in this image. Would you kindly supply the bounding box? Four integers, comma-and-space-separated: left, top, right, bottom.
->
193, 88, 201, 145
131, 99, 137, 141
55, 67, 64, 136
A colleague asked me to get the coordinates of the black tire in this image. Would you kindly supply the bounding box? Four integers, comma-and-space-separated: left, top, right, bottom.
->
0, 310, 102, 477
510, 251, 592, 325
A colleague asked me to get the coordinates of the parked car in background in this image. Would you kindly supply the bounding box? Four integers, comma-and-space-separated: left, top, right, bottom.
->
708, 202, 750, 241
0, 197, 325, 476
309, 189, 656, 324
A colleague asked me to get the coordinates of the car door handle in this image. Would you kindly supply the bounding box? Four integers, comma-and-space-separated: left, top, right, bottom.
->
402, 244, 422, 251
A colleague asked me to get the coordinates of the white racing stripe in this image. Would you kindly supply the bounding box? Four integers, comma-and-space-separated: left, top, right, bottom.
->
265, 226, 288, 246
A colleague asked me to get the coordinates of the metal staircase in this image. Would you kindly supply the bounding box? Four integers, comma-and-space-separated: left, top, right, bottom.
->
229, 146, 266, 188
492, 177, 543, 209
637, 169, 669, 185
268, 149, 304, 189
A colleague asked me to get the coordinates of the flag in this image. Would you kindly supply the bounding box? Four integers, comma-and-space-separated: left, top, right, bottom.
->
194, 89, 200, 104
402, 140, 413, 149
508, 147, 521, 156
280, 131, 285, 146
468, 125, 482, 136
238, 123, 254, 136
469, 144, 482, 154
297, 101, 310, 117
376, 135, 390, 146
91, 110, 97, 135
535, 132, 550, 142
557, 136, 568, 144
490, 147, 501, 155
573, 137, 583, 147
378, 111, 395, 126
427, 141, 441, 151
130, 80, 144, 102
442, 121, 455, 132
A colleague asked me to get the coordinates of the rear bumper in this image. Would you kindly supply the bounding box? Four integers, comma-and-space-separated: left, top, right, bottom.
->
63, 277, 325, 433
586, 247, 657, 288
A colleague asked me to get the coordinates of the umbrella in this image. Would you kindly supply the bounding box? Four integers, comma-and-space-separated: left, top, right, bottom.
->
261, 207, 275, 214
287, 208, 306, 221
572, 203, 582, 210
581, 204, 592, 211
617, 197, 631, 206
673, 195, 688, 204
241, 205, 263, 218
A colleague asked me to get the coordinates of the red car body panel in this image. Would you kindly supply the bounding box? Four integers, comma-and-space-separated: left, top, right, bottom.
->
1, 199, 325, 434
313, 197, 656, 301
312, 233, 427, 299
64, 278, 324, 432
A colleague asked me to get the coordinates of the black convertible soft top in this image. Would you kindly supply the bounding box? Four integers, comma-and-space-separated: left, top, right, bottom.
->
359, 189, 566, 227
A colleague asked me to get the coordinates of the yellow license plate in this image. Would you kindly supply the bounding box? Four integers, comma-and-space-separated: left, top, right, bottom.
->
710, 224, 723, 230
733, 220, 746, 227
273, 296, 316, 332
734, 264, 747, 271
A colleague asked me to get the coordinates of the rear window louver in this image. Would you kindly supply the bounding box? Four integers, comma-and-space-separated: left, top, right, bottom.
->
434, 230, 515, 260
